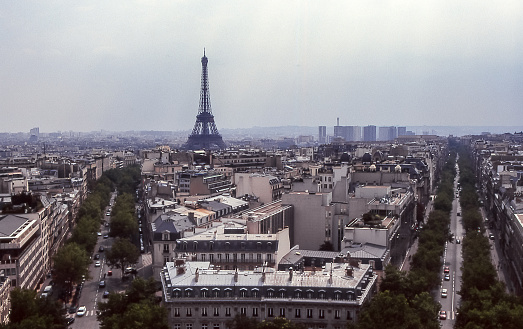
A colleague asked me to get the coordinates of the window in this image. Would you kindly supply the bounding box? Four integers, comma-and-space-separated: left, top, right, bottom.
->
193, 242, 198, 250
347, 311, 353, 320
209, 242, 214, 250
319, 309, 325, 319
163, 232, 169, 240
233, 254, 237, 262
239, 289, 247, 297
225, 308, 231, 317
252, 308, 258, 317
201, 254, 206, 261
183, 242, 187, 250
174, 324, 181, 329
249, 253, 253, 260
334, 290, 341, 300
294, 290, 302, 299
319, 290, 326, 299
268, 308, 274, 317
307, 309, 313, 318
267, 289, 274, 298
257, 254, 262, 262
225, 254, 230, 262
174, 308, 180, 317
202, 307, 208, 316
252, 288, 259, 298
185, 288, 193, 297
213, 324, 220, 329
213, 307, 220, 316
163, 256, 169, 265
209, 254, 214, 262
201, 288, 209, 298
173, 289, 181, 298
240, 253, 245, 262
201, 325, 208, 329
335, 309, 341, 319
217, 254, 222, 261
240, 307, 247, 316
224, 288, 232, 297
266, 254, 272, 262
307, 290, 317, 300
186, 324, 192, 329
186, 308, 192, 316
212, 288, 220, 297
279, 308, 285, 317
295, 309, 301, 318
279, 289, 286, 298
163, 244, 169, 252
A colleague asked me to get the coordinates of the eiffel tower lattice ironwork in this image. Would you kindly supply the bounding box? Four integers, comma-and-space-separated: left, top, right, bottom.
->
184, 49, 226, 150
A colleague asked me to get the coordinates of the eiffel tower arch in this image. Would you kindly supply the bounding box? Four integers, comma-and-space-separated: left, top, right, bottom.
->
183, 50, 226, 150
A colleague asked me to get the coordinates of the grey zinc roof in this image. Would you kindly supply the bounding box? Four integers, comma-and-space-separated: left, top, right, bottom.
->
165, 261, 371, 290
0, 214, 35, 238
151, 212, 194, 233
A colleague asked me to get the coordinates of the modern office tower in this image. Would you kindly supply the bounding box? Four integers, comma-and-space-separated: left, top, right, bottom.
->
29, 127, 39, 142
363, 125, 376, 141
378, 126, 397, 141
318, 126, 327, 144
397, 126, 407, 137
333, 125, 345, 139
184, 50, 226, 150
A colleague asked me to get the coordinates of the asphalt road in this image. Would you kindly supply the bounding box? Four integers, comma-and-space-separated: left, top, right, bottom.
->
438, 167, 463, 328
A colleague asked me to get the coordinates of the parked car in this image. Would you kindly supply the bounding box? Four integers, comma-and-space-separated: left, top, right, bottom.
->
99, 280, 105, 288
103, 290, 110, 298
99, 246, 104, 252
68, 306, 77, 314
76, 306, 87, 317
456, 238, 460, 244
94, 253, 100, 260
95, 261, 101, 267
489, 233, 495, 240
67, 317, 75, 325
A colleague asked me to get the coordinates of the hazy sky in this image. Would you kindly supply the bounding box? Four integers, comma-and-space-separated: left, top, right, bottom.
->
1, 1, 522, 133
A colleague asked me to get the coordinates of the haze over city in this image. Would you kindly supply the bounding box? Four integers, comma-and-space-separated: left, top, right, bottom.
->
1, 1, 522, 133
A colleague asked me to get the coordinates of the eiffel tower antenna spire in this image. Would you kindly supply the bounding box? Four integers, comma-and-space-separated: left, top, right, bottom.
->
183, 50, 226, 150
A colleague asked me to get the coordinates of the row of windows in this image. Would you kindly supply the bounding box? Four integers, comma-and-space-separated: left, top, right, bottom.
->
172, 287, 356, 300
179, 241, 274, 251
174, 325, 344, 329
173, 306, 353, 320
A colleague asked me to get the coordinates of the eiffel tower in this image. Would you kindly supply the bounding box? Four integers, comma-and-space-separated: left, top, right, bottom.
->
183, 49, 226, 150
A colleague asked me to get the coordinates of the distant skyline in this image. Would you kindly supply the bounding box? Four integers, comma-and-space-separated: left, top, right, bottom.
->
1, 1, 522, 133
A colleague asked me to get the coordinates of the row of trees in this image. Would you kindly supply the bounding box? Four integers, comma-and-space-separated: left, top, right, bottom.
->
454, 146, 523, 328
349, 151, 457, 329
3, 166, 143, 328
97, 277, 168, 329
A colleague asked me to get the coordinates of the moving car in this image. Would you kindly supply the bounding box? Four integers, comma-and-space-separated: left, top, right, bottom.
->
456, 238, 460, 244
444, 266, 450, 274
489, 233, 495, 240
439, 310, 447, 320
441, 288, 448, 298
94, 253, 100, 260
99, 280, 105, 288
99, 246, 104, 252
103, 290, 110, 298
95, 261, 101, 267
76, 306, 87, 317
444, 274, 450, 281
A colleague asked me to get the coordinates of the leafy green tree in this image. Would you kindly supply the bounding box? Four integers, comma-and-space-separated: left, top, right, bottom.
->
5, 288, 67, 329
97, 277, 167, 329
225, 314, 259, 329
52, 242, 90, 290
110, 210, 137, 239
106, 238, 140, 278
257, 317, 305, 329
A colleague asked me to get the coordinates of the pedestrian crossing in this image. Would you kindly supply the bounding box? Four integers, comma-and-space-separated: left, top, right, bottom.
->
137, 253, 152, 270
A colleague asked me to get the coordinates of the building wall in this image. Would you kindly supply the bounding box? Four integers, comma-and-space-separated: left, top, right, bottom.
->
282, 192, 332, 250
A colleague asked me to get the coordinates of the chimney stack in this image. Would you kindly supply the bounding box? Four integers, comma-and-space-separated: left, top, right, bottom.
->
288, 267, 293, 282
195, 268, 199, 282
234, 268, 238, 282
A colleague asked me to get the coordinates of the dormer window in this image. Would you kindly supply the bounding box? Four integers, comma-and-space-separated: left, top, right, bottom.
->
163, 232, 170, 241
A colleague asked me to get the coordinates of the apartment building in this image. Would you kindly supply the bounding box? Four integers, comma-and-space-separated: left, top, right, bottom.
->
175, 225, 291, 270
0, 214, 45, 290
160, 260, 377, 329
